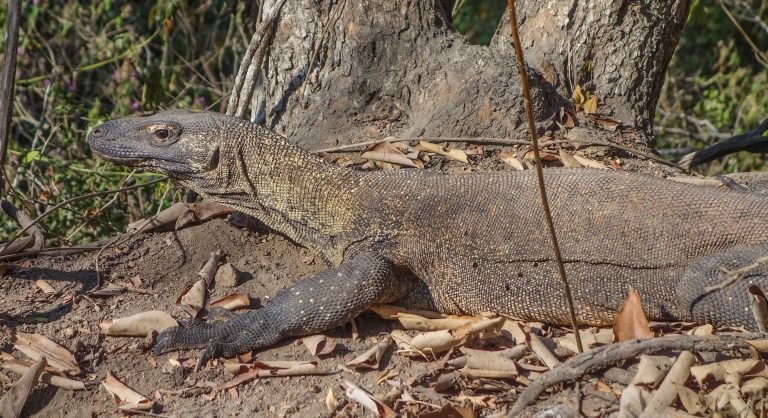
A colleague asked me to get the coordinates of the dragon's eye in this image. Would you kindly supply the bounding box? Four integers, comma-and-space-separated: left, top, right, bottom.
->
154, 129, 170, 140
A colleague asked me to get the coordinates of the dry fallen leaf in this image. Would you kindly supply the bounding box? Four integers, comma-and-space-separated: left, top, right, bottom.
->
572, 85, 585, 105
209, 293, 251, 310
35, 280, 56, 296
686, 324, 714, 336
418, 405, 476, 418
631, 355, 673, 388
402, 317, 504, 355
346, 335, 393, 370
730, 397, 758, 418
218, 361, 329, 389
99, 310, 178, 337
527, 333, 560, 370
719, 358, 762, 375
0, 357, 46, 418
555, 328, 613, 353
558, 149, 583, 168
749, 285, 768, 332
523, 149, 560, 162
498, 151, 526, 170
416, 141, 469, 163
583, 96, 598, 114
572, 154, 610, 169
559, 108, 576, 129
368, 304, 444, 320
198, 249, 224, 286
619, 384, 652, 417
674, 383, 706, 415
453, 394, 497, 408
499, 319, 527, 344
742, 376, 768, 396
175, 202, 235, 230
10, 331, 80, 375
690, 362, 727, 387
1, 360, 86, 390
395, 313, 476, 331
302, 335, 338, 357
342, 380, 397, 418
457, 347, 520, 371
326, 387, 339, 412
613, 288, 654, 342
591, 116, 622, 131
640, 351, 695, 417
102, 371, 154, 412
362, 141, 419, 168
177, 280, 207, 317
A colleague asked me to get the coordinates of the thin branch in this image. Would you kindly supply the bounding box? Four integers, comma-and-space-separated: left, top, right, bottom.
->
0, 178, 166, 256
677, 119, 768, 169
702, 253, 768, 295
0, 235, 127, 262
65, 169, 138, 241
507, 333, 760, 417
504, 0, 577, 353
312, 136, 684, 170
720, 0, 768, 67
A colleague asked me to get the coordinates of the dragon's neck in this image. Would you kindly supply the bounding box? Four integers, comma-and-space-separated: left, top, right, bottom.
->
185, 127, 358, 252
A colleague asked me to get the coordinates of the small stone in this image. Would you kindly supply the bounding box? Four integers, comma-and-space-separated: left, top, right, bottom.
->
215, 263, 243, 288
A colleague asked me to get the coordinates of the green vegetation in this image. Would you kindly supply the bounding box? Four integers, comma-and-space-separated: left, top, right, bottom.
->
1, 0, 254, 244
1, 0, 765, 244
657, 0, 767, 173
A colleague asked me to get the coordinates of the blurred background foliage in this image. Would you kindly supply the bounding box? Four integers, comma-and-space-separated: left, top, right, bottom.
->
0, 0, 766, 245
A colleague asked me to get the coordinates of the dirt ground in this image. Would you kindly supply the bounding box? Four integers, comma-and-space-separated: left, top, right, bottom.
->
1, 218, 538, 418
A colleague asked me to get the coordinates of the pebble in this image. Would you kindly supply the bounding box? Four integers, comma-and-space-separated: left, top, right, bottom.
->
215, 263, 243, 287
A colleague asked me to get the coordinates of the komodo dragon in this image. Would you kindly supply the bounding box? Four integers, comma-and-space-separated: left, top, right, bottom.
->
88, 110, 768, 365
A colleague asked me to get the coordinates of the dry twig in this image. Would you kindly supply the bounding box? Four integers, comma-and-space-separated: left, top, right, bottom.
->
506, 0, 583, 353
506, 333, 759, 417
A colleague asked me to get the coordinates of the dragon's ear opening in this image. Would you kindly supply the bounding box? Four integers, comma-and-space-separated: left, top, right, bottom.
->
209, 146, 220, 171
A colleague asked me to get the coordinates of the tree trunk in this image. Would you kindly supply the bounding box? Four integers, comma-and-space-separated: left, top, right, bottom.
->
256, 0, 690, 157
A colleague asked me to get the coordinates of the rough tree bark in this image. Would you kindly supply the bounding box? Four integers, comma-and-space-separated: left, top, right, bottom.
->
251, 0, 689, 158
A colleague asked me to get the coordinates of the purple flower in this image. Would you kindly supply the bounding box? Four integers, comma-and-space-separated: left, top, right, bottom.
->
130, 70, 138, 79
131, 101, 141, 110
43, 79, 51, 86
67, 82, 75, 92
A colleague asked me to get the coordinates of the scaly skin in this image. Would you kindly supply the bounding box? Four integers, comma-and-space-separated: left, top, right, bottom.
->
89, 110, 768, 365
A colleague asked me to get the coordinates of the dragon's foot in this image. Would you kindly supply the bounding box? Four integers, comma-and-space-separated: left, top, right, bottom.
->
153, 309, 279, 368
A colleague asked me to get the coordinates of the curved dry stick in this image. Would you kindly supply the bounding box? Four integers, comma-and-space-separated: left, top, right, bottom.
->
0, 178, 166, 256
507, 0, 583, 353
0, 236, 127, 262
678, 119, 768, 169
506, 333, 759, 417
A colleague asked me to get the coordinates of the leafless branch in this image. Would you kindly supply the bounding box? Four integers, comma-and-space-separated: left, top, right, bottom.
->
507, 333, 761, 417
677, 119, 768, 169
